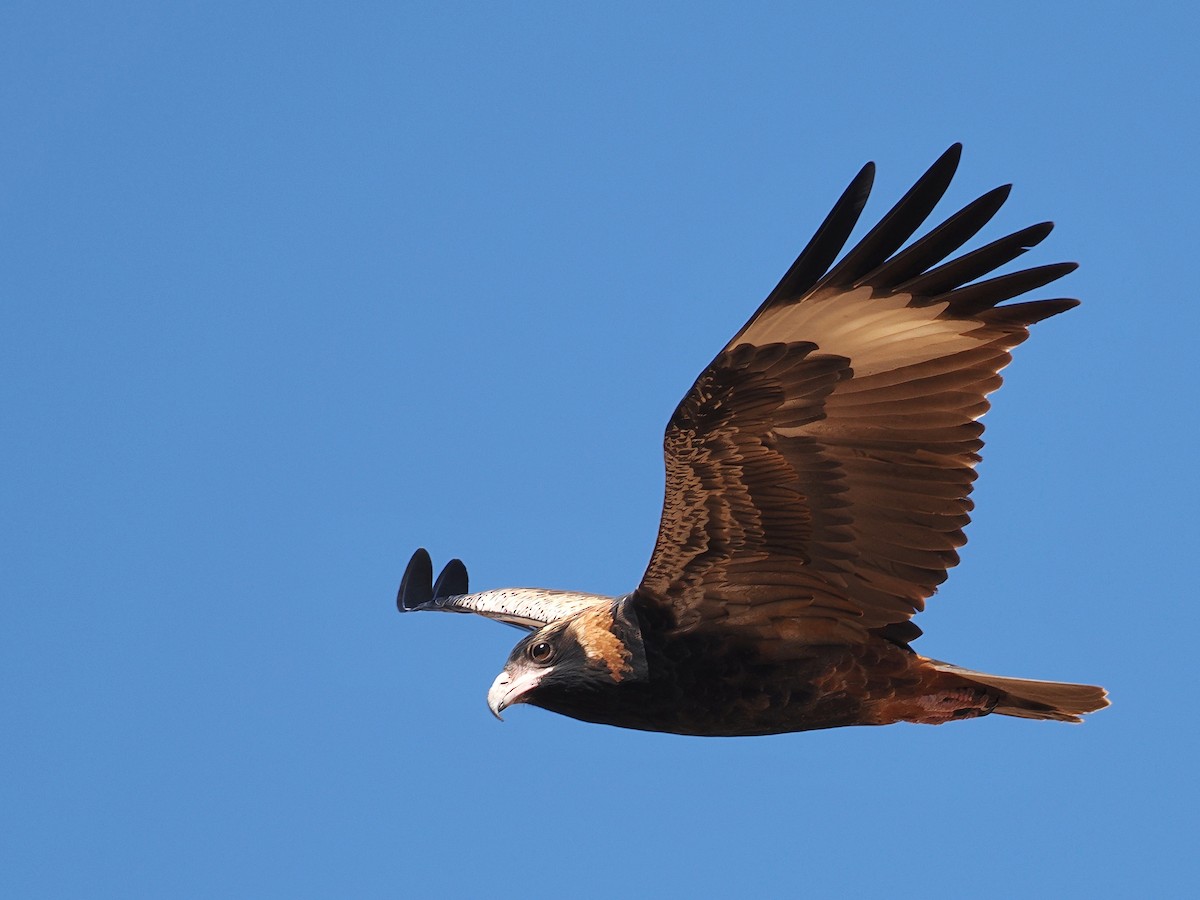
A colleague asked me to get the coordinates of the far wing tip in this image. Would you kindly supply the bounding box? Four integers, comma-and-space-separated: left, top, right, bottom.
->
433, 558, 469, 599
397, 548, 433, 612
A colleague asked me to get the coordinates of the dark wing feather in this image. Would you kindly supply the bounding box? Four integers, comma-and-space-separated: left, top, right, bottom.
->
636, 148, 1077, 648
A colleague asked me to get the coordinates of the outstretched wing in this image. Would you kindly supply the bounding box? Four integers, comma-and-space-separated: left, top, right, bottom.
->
397, 548, 610, 630
636, 145, 1077, 647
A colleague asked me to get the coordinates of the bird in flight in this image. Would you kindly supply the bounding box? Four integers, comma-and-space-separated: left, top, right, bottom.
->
398, 145, 1108, 736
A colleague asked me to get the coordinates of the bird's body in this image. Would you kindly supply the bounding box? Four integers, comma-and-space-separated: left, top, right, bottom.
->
508, 598, 976, 736
398, 145, 1109, 736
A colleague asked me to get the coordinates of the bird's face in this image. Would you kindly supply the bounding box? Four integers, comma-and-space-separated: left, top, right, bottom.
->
487, 598, 647, 720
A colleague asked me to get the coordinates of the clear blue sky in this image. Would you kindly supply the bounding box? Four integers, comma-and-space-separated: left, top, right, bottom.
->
3, 3, 1196, 897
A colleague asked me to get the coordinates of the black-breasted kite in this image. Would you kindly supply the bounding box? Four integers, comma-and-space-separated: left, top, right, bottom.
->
397, 145, 1108, 736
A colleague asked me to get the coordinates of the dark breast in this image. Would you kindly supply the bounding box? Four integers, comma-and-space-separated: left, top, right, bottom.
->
532, 613, 923, 737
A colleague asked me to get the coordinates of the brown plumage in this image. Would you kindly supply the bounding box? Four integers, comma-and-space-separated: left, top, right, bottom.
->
397, 145, 1109, 736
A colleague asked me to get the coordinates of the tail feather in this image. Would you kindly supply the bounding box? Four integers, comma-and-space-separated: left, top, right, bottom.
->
930, 661, 1109, 723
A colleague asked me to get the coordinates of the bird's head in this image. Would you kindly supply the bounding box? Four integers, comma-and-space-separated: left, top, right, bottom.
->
487, 597, 648, 720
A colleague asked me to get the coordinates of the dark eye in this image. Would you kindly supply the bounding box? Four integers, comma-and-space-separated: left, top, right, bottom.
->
528, 640, 554, 664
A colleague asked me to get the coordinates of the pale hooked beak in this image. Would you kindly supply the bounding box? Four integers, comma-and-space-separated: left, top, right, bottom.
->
487, 667, 543, 721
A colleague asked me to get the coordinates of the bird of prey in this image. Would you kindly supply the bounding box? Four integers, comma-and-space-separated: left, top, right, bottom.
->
397, 145, 1108, 736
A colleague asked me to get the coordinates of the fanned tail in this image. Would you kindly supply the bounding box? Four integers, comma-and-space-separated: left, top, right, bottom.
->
931, 661, 1109, 723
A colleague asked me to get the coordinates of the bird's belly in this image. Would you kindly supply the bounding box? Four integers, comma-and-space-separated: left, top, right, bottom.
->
537, 642, 923, 736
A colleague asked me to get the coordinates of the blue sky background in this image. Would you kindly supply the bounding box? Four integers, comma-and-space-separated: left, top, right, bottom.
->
3, 3, 1197, 897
